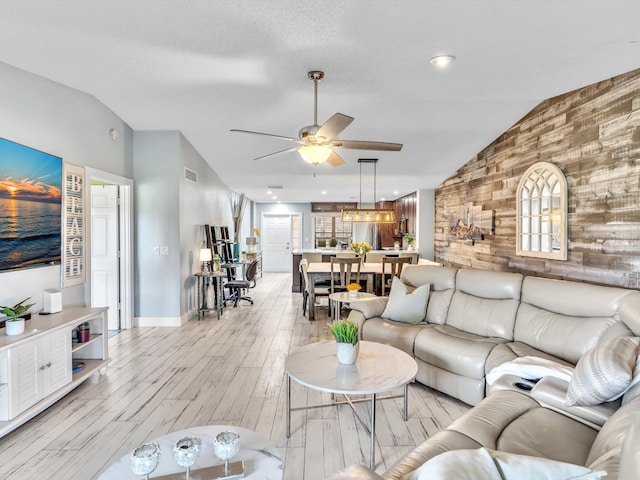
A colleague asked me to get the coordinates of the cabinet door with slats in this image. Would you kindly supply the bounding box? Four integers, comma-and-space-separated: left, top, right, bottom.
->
43, 328, 72, 395
8, 341, 43, 418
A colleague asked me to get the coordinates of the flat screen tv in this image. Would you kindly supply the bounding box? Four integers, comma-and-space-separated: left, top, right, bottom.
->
0, 137, 62, 271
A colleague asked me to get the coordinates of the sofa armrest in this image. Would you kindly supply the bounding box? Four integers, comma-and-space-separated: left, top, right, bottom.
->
531, 376, 619, 428
348, 297, 388, 319
325, 464, 385, 480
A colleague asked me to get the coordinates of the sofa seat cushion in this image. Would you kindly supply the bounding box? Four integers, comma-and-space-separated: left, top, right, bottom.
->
485, 342, 574, 375
496, 407, 597, 466
361, 317, 429, 356
414, 325, 507, 379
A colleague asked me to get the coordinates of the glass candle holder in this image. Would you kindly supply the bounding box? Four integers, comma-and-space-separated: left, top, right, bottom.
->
213, 430, 240, 475
174, 436, 201, 480
130, 442, 160, 480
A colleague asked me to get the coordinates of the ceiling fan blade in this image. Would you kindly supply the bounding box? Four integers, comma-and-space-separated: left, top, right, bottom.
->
316, 113, 354, 141
231, 129, 300, 143
326, 151, 345, 167
330, 139, 403, 151
253, 146, 300, 161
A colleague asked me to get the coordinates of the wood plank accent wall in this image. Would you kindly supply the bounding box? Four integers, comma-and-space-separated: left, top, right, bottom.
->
434, 68, 640, 289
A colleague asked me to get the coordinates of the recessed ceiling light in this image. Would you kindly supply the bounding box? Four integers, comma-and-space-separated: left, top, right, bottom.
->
393, 190, 399, 195
429, 54, 456, 68
272, 196, 277, 200
380, 197, 385, 201
321, 190, 327, 195
267, 190, 272, 194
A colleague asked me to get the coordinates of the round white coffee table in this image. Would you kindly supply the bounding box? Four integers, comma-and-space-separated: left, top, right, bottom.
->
329, 291, 376, 320
98, 425, 282, 479
285, 341, 417, 469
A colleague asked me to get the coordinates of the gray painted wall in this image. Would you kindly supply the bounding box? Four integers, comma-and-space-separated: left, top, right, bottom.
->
178, 133, 233, 316
133, 131, 182, 317
134, 131, 234, 320
0, 62, 133, 312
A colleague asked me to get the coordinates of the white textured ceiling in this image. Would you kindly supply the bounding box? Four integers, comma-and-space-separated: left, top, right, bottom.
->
0, 1, 639, 203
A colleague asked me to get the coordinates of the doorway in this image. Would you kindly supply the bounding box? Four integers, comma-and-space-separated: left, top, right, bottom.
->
86, 168, 133, 330
261, 213, 301, 272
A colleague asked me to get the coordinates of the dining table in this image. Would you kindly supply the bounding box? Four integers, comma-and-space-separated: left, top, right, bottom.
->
306, 262, 392, 321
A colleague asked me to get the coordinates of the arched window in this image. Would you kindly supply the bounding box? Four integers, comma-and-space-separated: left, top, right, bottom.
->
516, 162, 567, 260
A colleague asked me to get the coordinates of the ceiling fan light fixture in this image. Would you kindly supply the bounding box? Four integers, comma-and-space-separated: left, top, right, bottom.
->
298, 145, 332, 165
429, 54, 456, 68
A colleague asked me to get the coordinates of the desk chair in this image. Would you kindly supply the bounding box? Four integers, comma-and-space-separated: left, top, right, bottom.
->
300, 259, 330, 318
381, 256, 411, 296
224, 259, 258, 307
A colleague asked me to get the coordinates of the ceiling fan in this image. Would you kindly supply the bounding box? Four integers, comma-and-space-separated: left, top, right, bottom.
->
231, 70, 403, 168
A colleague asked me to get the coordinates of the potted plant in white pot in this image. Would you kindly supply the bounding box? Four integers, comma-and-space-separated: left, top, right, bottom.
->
1, 297, 35, 336
329, 319, 360, 364
404, 234, 415, 252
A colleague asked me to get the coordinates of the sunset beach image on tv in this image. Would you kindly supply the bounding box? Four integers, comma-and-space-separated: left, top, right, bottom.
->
0, 137, 62, 271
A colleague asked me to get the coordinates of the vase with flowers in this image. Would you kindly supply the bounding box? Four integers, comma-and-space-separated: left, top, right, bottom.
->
346, 283, 362, 298
351, 242, 372, 264
404, 235, 415, 252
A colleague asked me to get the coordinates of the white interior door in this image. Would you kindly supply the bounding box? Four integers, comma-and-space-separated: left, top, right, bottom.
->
91, 185, 120, 330
262, 214, 292, 272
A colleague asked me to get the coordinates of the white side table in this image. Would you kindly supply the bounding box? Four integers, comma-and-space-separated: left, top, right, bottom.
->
285, 341, 417, 469
98, 425, 282, 479
329, 291, 376, 320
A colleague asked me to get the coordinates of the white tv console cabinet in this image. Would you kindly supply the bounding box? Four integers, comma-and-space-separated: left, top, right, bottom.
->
0, 306, 108, 437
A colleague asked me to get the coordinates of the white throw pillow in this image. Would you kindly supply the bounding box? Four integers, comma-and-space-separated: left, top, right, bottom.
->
403, 448, 606, 480
381, 277, 429, 324
566, 336, 640, 406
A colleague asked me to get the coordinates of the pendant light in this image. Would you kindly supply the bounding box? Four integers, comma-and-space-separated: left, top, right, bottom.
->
340, 159, 395, 223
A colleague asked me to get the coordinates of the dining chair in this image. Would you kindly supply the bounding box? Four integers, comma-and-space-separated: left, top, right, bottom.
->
224, 259, 258, 307
330, 257, 361, 294
399, 252, 418, 264
300, 259, 330, 318
302, 252, 323, 263
330, 256, 362, 318
381, 256, 412, 296
335, 252, 356, 258
365, 251, 386, 263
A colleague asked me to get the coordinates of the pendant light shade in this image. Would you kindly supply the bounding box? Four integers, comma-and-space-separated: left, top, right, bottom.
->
340, 158, 395, 224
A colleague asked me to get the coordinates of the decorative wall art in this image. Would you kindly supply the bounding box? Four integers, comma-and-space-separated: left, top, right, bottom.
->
449, 202, 494, 245
62, 162, 86, 287
0, 137, 62, 272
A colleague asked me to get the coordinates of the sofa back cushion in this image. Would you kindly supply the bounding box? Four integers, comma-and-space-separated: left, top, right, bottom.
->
515, 277, 636, 364
586, 394, 640, 478
401, 265, 457, 325
446, 270, 523, 340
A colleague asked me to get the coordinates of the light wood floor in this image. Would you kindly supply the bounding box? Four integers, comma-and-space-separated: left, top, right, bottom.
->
0, 273, 469, 480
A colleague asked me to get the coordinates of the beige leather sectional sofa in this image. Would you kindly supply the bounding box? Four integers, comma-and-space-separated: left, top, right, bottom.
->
327, 265, 640, 480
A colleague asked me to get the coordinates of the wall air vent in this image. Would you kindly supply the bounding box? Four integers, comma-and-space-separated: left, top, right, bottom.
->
184, 167, 198, 183
267, 185, 283, 189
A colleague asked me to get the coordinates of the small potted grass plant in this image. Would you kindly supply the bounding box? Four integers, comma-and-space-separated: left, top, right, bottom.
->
1, 297, 35, 336
329, 319, 360, 364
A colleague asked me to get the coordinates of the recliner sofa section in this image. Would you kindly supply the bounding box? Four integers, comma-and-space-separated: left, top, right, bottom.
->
348, 265, 640, 406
